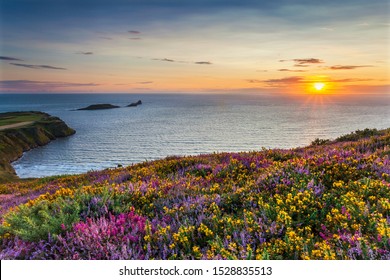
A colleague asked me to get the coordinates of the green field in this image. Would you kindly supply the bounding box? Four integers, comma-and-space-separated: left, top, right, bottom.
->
0, 112, 44, 127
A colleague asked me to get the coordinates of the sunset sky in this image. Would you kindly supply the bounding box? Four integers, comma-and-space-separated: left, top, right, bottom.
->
0, 0, 389, 94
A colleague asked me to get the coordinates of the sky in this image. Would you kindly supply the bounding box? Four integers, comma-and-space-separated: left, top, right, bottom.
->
0, 0, 389, 94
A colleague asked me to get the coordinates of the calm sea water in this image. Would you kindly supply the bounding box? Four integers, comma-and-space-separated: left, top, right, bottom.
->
0, 93, 389, 178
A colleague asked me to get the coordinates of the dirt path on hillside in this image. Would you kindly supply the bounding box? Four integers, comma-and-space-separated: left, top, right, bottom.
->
0, 121, 34, 131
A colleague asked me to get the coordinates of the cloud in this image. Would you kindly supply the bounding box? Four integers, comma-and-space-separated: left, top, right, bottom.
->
293, 58, 323, 64
327, 65, 373, 70
278, 69, 307, 72
152, 58, 212, 65
294, 64, 310, 67
0, 80, 99, 91
280, 58, 324, 67
76, 51, 93, 55
195, 61, 212, 65
99, 36, 112, 40
0, 56, 23, 61
129, 37, 141, 40
246, 79, 263, 83
9, 63, 67, 70
128, 30, 141, 34
153, 58, 176, 63
293, 58, 324, 66
264, 76, 375, 84
263, 76, 304, 84
331, 78, 375, 82
320, 27, 334, 31
114, 81, 153, 85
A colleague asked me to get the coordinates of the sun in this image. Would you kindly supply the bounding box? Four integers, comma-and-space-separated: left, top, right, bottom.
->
313, 82, 325, 91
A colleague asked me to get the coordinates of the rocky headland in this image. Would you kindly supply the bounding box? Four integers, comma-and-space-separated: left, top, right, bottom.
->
0, 111, 75, 182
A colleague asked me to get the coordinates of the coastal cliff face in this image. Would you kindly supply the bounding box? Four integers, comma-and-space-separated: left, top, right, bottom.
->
0, 112, 75, 182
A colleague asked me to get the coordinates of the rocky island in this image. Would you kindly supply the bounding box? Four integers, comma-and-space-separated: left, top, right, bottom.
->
77, 104, 120, 110
127, 100, 142, 107
0, 111, 75, 182
76, 101, 142, 110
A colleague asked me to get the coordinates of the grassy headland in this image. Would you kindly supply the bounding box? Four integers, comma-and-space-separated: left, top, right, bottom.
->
0, 128, 389, 260
0, 111, 75, 183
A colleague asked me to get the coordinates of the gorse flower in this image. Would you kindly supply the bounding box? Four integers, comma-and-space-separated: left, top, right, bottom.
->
0, 129, 389, 259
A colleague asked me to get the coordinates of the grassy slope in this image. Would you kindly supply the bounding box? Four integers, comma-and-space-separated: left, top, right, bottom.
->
0, 113, 43, 126
0, 128, 389, 260
0, 112, 76, 183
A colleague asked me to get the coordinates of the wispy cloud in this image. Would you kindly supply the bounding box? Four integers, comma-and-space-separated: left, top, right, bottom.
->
246, 79, 264, 83
280, 58, 324, 67
0, 80, 99, 91
320, 27, 334, 31
263, 76, 304, 84
195, 61, 212, 65
249, 76, 378, 87
327, 65, 373, 70
114, 81, 153, 85
331, 78, 375, 83
129, 37, 141, 40
153, 58, 212, 65
9, 63, 67, 70
278, 69, 307, 72
76, 51, 93, 55
293, 58, 324, 65
247, 76, 305, 88
0, 56, 23, 61
128, 30, 141, 34
153, 58, 176, 63
99, 36, 112, 40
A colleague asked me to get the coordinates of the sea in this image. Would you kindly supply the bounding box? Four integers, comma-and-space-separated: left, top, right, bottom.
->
0, 93, 389, 178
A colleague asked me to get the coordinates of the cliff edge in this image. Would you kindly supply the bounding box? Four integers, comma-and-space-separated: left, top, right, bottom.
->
0, 111, 76, 182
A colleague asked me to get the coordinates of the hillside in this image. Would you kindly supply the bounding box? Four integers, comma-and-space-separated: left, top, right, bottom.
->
0, 111, 76, 182
0, 129, 389, 259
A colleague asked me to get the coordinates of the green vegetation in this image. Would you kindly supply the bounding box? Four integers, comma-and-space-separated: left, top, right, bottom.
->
0, 128, 388, 259
310, 138, 331, 146
336, 128, 387, 142
310, 128, 389, 146
0, 113, 43, 127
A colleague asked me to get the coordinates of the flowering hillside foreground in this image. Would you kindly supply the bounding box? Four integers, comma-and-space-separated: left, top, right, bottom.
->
0, 129, 389, 260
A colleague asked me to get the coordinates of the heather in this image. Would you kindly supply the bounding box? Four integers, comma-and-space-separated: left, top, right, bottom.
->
0, 129, 389, 259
